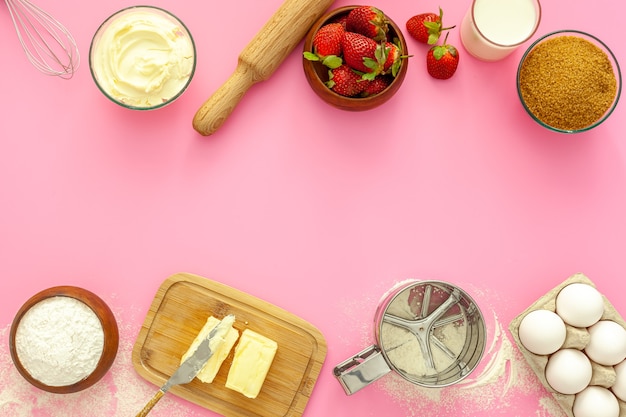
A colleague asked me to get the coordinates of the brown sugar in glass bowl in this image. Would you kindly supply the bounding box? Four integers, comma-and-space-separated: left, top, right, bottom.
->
302, 6, 409, 111
9, 286, 119, 393
517, 30, 621, 133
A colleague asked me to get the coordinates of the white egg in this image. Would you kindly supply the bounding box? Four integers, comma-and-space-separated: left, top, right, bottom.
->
545, 348, 592, 394
518, 309, 566, 355
555, 283, 604, 327
584, 320, 626, 366
573, 386, 620, 417
612, 360, 626, 401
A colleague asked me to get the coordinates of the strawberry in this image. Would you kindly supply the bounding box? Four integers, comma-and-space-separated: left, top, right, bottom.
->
426, 34, 459, 79
382, 42, 404, 77
367, 41, 409, 79
341, 32, 378, 74
361, 75, 391, 97
406, 7, 454, 45
311, 23, 344, 57
303, 23, 344, 68
346, 6, 389, 41
331, 14, 349, 29
326, 65, 364, 97
342, 33, 409, 80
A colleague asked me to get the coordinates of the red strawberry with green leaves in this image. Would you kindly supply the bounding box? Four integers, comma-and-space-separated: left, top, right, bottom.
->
365, 41, 409, 80
341, 32, 379, 74
303, 23, 344, 69
426, 34, 459, 79
382, 41, 405, 77
361, 75, 391, 97
406, 7, 454, 45
326, 65, 365, 97
342, 32, 409, 80
346, 6, 389, 41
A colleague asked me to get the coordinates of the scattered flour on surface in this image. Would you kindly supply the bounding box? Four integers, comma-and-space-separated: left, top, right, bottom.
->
458, 310, 515, 392
538, 395, 567, 417
1, 303, 212, 417
339, 281, 569, 417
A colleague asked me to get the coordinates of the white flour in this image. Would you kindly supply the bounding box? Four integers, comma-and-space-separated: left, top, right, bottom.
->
0, 302, 211, 417
380, 285, 467, 377
458, 311, 515, 391
382, 321, 467, 377
15, 296, 104, 386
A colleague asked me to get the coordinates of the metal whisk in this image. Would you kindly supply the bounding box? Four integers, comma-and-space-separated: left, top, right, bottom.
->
5, 0, 79, 79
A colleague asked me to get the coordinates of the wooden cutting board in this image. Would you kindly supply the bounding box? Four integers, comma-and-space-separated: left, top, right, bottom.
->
132, 273, 327, 417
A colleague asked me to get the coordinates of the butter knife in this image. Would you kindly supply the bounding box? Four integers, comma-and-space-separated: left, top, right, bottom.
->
135, 314, 235, 417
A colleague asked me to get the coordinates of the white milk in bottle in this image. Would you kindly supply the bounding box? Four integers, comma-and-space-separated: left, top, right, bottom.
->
460, 0, 541, 61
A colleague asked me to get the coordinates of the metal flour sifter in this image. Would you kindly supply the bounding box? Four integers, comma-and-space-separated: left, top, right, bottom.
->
334, 280, 487, 395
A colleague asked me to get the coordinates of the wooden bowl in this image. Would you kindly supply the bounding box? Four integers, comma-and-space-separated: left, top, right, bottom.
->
9, 286, 119, 393
303, 6, 409, 111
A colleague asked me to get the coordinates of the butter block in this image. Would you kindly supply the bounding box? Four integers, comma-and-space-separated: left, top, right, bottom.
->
225, 329, 278, 398
181, 315, 239, 383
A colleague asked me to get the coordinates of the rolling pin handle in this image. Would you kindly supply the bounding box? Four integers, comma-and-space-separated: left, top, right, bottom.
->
192, 63, 257, 136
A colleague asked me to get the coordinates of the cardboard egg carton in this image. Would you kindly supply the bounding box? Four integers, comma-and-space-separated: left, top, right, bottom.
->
509, 273, 626, 417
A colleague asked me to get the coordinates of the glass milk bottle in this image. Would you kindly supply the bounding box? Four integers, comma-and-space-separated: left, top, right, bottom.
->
460, 0, 541, 61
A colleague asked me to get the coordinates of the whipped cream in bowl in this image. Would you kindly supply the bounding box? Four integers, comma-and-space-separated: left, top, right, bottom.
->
89, 6, 196, 110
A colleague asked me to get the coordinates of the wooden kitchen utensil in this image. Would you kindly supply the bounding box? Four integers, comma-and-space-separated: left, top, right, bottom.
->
192, 0, 335, 136
132, 273, 327, 417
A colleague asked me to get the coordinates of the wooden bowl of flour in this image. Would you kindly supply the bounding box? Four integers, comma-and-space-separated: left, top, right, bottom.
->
9, 286, 119, 393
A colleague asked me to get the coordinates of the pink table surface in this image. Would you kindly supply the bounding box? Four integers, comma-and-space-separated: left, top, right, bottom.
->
1, 0, 626, 416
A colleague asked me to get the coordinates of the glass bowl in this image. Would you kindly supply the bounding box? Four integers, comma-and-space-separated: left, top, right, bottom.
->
302, 6, 409, 111
89, 6, 196, 110
517, 30, 621, 133
9, 286, 119, 393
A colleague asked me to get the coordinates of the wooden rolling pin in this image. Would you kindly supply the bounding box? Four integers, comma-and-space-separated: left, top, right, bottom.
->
192, 0, 335, 136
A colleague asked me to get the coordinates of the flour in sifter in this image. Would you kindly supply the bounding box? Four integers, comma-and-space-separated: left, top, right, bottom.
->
380, 285, 467, 377
15, 296, 104, 386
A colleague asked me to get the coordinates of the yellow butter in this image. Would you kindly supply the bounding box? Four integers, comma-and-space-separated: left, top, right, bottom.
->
225, 329, 278, 398
181, 315, 239, 383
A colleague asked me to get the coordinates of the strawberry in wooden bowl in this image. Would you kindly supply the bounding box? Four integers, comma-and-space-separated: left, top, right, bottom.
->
303, 5, 409, 111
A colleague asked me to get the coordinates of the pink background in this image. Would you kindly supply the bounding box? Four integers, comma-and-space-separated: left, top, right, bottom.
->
1, 0, 625, 416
